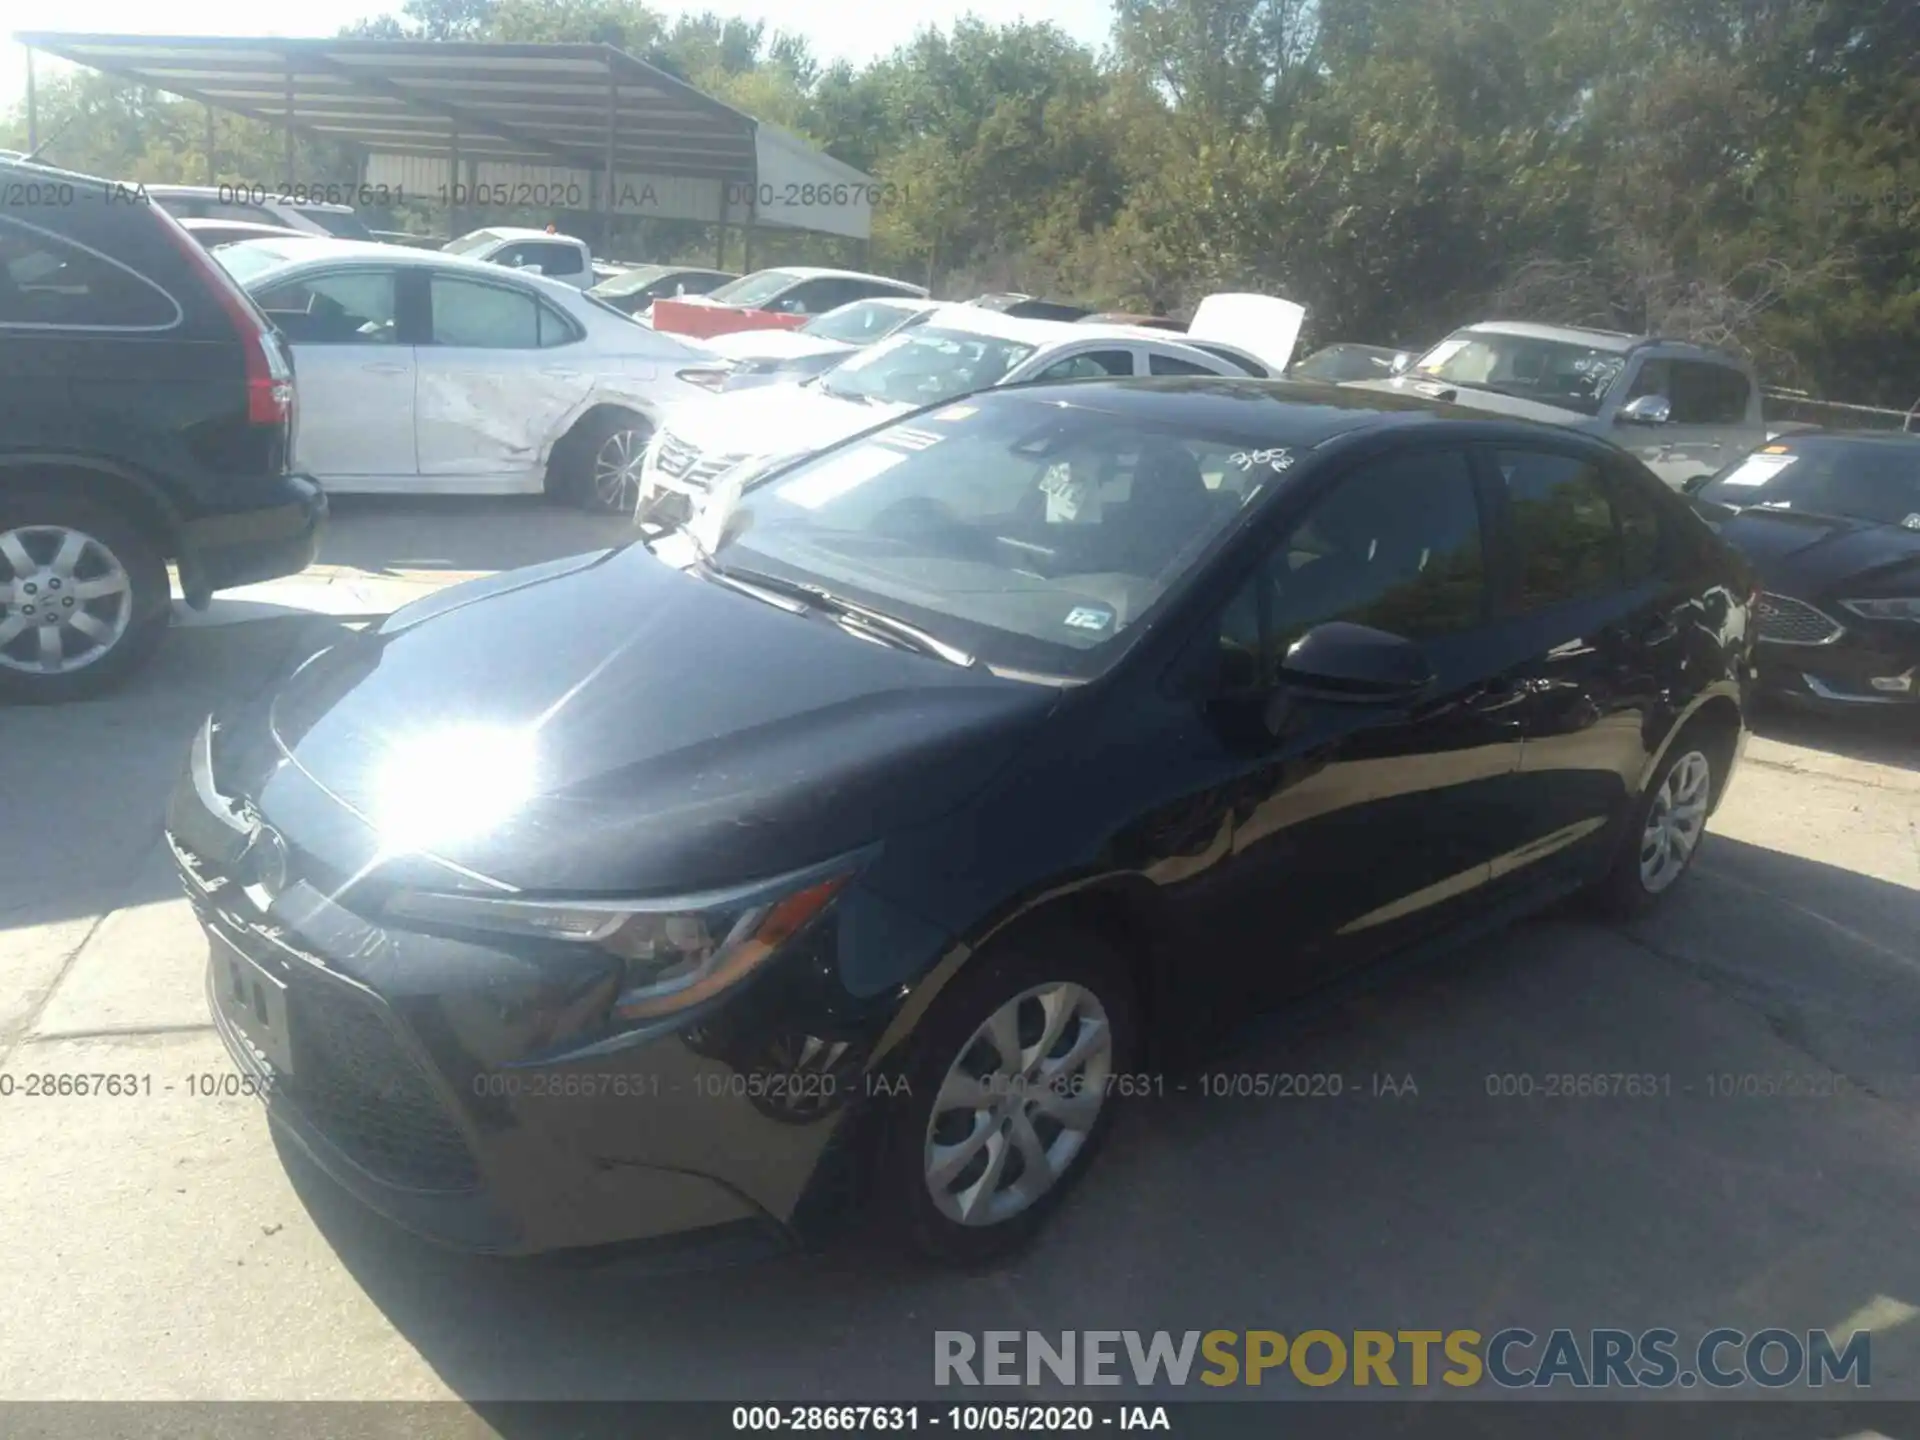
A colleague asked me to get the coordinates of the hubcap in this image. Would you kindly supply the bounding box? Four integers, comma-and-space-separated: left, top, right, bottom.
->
591, 429, 649, 512
923, 982, 1113, 1227
1639, 749, 1711, 893
0, 525, 133, 675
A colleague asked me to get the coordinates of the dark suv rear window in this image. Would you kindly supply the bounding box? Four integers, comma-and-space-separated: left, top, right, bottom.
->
0, 215, 178, 329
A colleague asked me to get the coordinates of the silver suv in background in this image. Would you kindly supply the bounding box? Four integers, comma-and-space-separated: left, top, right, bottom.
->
1346, 322, 1768, 489
144, 185, 375, 241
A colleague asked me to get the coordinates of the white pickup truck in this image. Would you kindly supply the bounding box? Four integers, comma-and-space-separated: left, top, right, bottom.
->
1346, 322, 1770, 489
440, 226, 595, 290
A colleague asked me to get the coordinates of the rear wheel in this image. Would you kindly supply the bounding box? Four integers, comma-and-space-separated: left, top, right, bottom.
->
0, 491, 169, 704
554, 410, 652, 514
878, 928, 1137, 1265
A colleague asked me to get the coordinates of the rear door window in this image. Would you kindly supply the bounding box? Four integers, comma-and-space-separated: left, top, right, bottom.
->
428, 274, 540, 348
0, 216, 179, 330
1035, 350, 1134, 382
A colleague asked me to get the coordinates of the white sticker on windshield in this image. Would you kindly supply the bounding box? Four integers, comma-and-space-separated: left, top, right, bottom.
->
1413, 339, 1468, 373
1231, 447, 1295, 473
1904, 513, 1920, 531
1064, 605, 1115, 632
772, 445, 906, 509
1720, 453, 1797, 487
1041, 462, 1103, 524
877, 427, 942, 453
932, 405, 977, 422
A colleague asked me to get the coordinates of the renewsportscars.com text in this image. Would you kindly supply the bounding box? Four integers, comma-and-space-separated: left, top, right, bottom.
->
934, 1328, 1870, 1389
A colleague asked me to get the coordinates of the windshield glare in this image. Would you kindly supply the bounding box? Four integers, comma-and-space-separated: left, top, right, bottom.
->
708, 270, 802, 307
818, 327, 1037, 406
802, 301, 914, 344
1701, 440, 1920, 526
215, 242, 310, 287
691, 394, 1282, 677
1414, 331, 1627, 415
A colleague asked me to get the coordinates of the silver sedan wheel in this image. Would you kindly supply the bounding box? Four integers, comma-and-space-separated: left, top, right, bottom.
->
1639, 749, 1711, 894
923, 981, 1113, 1227
0, 525, 134, 676
591, 428, 650, 512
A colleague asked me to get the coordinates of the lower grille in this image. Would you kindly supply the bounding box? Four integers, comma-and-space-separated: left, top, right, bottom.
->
1757, 593, 1843, 645
288, 982, 480, 1193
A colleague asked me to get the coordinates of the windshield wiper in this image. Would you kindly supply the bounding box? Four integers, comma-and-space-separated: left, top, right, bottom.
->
718, 564, 976, 667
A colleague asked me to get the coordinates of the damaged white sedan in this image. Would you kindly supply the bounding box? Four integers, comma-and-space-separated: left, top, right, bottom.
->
640, 293, 1307, 520
214, 237, 719, 511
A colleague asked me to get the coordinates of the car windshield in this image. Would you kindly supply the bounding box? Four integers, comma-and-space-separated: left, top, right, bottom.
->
1292, 345, 1399, 383
590, 264, 673, 297
214, 241, 314, 286
688, 391, 1286, 678
1699, 438, 1920, 526
816, 326, 1037, 406
707, 269, 803, 307
1412, 330, 1627, 415
300, 208, 373, 241
441, 230, 504, 257
802, 301, 917, 344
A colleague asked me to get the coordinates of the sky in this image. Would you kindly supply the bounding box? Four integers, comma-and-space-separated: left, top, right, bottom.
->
2, 0, 1117, 110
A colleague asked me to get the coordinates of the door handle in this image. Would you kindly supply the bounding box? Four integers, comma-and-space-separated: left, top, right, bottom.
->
361, 362, 410, 375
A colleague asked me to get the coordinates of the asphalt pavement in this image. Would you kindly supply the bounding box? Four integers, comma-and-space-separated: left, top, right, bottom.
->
1, 498, 1917, 1408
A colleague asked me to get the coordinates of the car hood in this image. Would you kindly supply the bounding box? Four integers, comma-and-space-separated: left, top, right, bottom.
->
1701, 504, 1920, 594
253, 547, 1053, 894
700, 330, 854, 364
1343, 377, 1592, 426
661, 383, 904, 463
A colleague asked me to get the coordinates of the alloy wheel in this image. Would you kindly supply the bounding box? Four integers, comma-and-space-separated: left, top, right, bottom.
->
1639, 749, 1712, 894
0, 524, 134, 675
923, 981, 1114, 1227
591, 428, 650, 512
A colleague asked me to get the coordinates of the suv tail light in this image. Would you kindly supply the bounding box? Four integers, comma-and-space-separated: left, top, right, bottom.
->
150, 203, 295, 428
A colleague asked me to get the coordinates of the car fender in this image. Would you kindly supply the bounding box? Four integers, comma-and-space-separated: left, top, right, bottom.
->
0, 447, 186, 548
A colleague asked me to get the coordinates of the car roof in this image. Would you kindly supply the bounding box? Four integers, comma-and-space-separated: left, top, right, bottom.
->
983, 375, 1570, 447
468, 226, 586, 243
219, 236, 581, 282
1455, 321, 1645, 352
179, 217, 309, 237
143, 183, 354, 214
747, 265, 928, 292
0, 154, 118, 187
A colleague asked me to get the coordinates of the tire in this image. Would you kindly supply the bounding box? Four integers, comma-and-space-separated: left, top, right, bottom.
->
0, 490, 170, 704
1588, 722, 1721, 919
877, 927, 1138, 1265
553, 410, 652, 514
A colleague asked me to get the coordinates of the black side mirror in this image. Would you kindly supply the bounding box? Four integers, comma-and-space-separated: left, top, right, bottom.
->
1681, 473, 1714, 496
1276, 621, 1433, 703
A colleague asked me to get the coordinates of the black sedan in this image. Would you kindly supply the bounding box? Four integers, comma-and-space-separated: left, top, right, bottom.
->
588, 263, 739, 316
167, 380, 1753, 1263
1689, 430, 1920, 709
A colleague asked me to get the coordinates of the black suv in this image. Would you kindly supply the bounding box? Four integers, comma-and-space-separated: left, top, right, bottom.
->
1, 157, 327, 702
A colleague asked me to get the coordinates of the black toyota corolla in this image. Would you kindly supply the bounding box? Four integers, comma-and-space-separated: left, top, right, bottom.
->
168, 379, 1753, 1263
1688, 430, 1920, 709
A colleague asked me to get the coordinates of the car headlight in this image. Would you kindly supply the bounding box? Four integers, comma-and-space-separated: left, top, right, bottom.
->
1839, 597, 1920, 622
383, 861, 857, 1020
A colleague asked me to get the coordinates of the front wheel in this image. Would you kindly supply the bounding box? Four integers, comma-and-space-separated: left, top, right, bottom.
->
878, 929, 1138, 1265
0, 491, 169, 704
1589, 729, 1719, 918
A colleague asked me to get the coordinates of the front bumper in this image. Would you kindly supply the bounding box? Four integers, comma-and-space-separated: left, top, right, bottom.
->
165, 721, 896, 1258
178, 473, 328, 605
1755, 635, 1920, 708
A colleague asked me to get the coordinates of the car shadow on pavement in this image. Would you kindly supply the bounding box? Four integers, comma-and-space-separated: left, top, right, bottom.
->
316, 496, 640, 578
0, 615, 358, 941
1749, 698, 1918, 771
278, 833, 1920, 1409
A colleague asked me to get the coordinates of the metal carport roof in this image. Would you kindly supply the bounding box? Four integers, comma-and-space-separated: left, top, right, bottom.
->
14, 33, 876, 239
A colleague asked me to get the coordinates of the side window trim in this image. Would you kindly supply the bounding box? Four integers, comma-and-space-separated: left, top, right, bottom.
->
0, 213, 184, 334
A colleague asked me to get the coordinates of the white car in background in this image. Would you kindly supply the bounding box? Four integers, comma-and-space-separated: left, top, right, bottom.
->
641, 294, 1306, 513
441, 226, 596, 290
682, 296, 944, 392
214, 238, 716, 510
